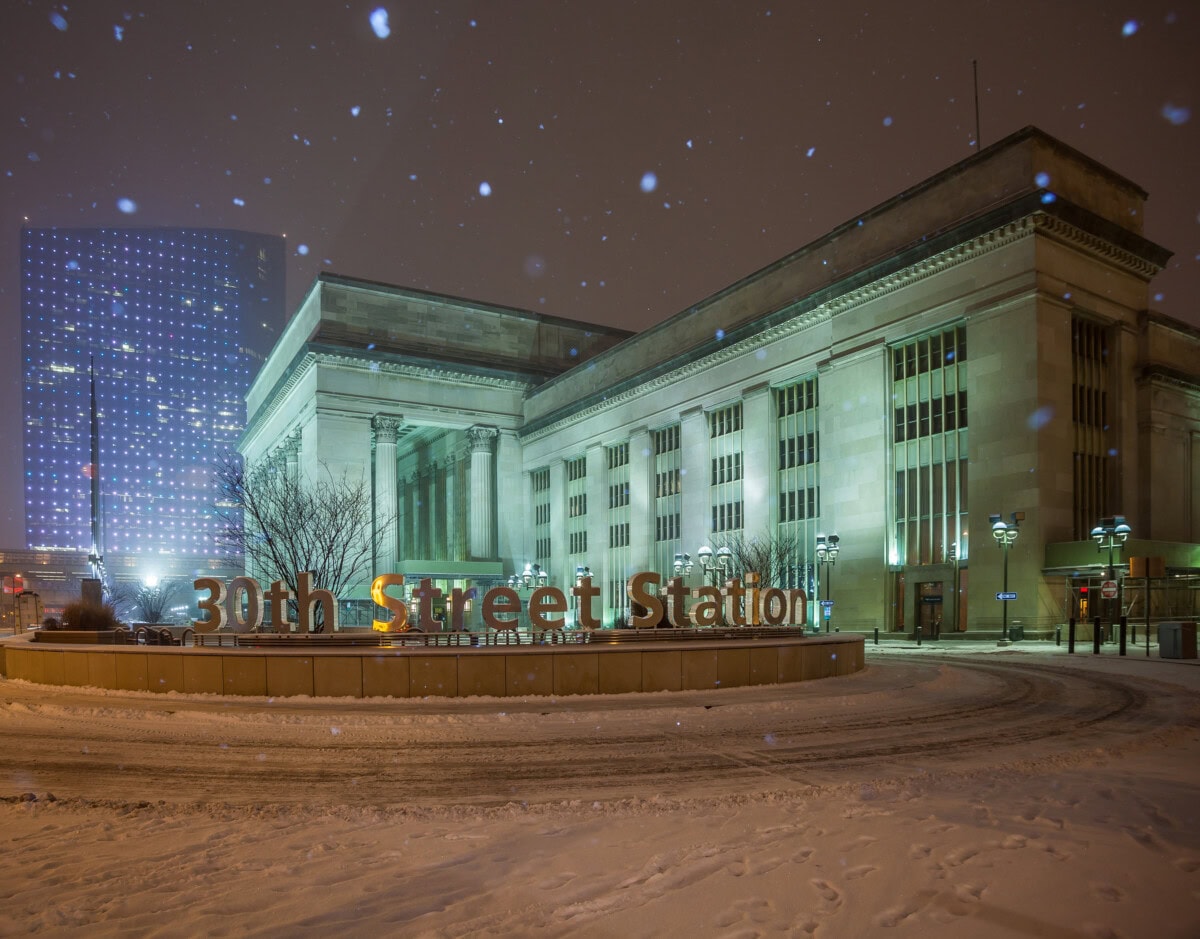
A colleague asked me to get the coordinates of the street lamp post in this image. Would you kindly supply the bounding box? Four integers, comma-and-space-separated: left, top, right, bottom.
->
947, 542, 959, 634
989, 512, 1022, 640
696, 545, 732, 587
573, 564, 592, 628
1090, 515, 1131, 639
815, 533, 840, 633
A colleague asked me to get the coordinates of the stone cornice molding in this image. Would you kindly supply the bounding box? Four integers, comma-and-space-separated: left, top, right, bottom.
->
521, 212, 1153, 443
319, 352, 532, 392
246, 350, 530, 448
1032, 213, 1162, 280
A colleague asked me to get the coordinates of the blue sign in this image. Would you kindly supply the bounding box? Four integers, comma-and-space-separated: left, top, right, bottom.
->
996, 591, 1017, 601
819, 599, 834, 608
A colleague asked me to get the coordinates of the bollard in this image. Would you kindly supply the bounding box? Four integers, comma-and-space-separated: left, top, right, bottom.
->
874, 627, 879, 646
1092, 616, 1102, 655
1068, 617, 1076, 654
916, 623, 922, 647
1055, 623, 1061, 647
1119, 615, 1127, 657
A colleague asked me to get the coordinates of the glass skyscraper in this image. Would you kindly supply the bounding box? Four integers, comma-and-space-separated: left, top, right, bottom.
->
21, 227, 286, 559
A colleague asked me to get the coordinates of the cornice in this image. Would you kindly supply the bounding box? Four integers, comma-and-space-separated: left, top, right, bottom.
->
1033, 213, 1163, 280
520, 212, 1164, 444
317, 352, 532, 392
244, 349, 532, 449
522, 216, 1042, 443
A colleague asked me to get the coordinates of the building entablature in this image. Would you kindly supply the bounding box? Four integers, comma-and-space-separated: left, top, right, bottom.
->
521, 126, 1169, 428
522, 205, 1165, 445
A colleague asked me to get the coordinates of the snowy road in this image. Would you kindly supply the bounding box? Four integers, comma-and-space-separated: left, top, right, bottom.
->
3, 652, 1200, 937
0, 655, 1187, 808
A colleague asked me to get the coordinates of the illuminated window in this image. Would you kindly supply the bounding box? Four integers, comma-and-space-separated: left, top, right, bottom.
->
775, 377, 820, 592
709, 403, 743, 536
652, 424, 681, 578
531, 467, 551, 567
1071, 316, 1112, 539
606, 443, 631, 623
890, 326, 968, 567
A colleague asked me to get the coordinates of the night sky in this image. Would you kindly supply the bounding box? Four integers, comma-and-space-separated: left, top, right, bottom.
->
2, 1, 1197, 548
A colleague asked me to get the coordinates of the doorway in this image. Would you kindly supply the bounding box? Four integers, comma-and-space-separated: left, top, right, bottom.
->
918, 581, 944, 640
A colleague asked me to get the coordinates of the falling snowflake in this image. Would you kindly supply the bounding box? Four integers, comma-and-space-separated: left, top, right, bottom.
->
370, 8, 390, 39
117, 198, 137, 214
1161, 103, 1190, 126
639, 171, 657, 193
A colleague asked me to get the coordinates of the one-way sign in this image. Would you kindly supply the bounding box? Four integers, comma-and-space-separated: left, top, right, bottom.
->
996, 591, 1017, 601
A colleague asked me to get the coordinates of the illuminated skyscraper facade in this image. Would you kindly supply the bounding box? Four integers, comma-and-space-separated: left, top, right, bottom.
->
21, 227, 286, 559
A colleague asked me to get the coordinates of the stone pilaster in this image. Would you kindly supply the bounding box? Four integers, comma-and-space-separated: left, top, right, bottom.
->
628, 427, 653, 572
680, 406, 709, 557
742, 384, 772, 538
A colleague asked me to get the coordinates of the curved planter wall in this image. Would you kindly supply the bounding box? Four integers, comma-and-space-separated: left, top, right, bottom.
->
0, 633, 864, 699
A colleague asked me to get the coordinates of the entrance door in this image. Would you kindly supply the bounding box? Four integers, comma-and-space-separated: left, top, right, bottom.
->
918, 582, 944, 640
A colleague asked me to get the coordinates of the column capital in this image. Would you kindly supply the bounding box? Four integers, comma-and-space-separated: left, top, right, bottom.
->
468, 425, 498, 452
281, 428, 302, 455
372, 414, 403, 443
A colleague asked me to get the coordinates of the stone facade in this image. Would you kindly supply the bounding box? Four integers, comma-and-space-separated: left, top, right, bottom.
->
241, 127, 1199, 634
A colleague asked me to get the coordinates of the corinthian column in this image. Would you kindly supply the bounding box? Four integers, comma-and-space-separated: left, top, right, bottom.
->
282, 429, 301, 482
372, 415, 402, 576
468, 425, 498, 560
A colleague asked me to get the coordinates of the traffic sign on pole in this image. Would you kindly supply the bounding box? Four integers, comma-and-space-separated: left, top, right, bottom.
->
995, 591, 1017, 601
1100, 580, 1118, 600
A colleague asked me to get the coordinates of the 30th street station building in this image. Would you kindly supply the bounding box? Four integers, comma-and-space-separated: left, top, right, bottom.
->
241, 126, 1200, 636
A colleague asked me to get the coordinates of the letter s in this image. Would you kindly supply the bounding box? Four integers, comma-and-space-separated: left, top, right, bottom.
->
628, 572, 663, 628
371, 573, 408, 632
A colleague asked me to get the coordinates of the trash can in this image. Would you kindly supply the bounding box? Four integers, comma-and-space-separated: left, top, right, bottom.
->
1009, 625, 1024, 642
1158, 622, 1198, 660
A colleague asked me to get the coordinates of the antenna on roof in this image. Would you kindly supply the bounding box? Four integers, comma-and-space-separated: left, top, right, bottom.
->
972, 60, 982, 150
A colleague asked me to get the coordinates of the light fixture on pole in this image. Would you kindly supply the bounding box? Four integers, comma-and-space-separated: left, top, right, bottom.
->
990, 512, 1022, 640
573, 565, 591, 628
1090, 515, 1131, 635
696, 545, 732, 586
815, 533, 840, 633
673, 552, 693, 577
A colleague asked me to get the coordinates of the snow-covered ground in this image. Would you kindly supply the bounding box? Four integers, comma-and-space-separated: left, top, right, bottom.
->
2, 641, 1198, 937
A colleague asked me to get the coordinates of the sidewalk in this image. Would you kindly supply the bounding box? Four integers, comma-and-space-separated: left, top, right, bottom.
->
862, 636, 1200, 690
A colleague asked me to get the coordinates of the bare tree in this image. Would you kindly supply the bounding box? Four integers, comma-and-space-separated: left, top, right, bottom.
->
213, 453, 386, 631
111, 579, 190, 624
715, 529, 807, 590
